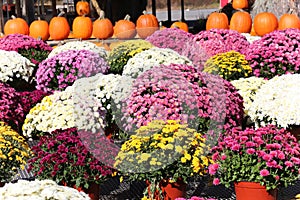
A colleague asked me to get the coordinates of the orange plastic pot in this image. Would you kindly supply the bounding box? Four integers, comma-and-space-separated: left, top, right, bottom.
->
234, 182, 277, 200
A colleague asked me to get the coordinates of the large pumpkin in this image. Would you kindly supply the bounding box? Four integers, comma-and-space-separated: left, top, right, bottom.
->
49, 14, 70, 40
4, 16, 29, 35
92, 11, 114, 39
136, 11, 159, 38
254, 12, 278, 36
232, 0, 248, 10
114, 15, 136, 39
278, 13, 300, 30
72, 15, 93, 39
76, 0, 90, 16
230, 11, 252, 33
29, 17, 49, 41
170, 21, 189, 32
206, 12, 229, 30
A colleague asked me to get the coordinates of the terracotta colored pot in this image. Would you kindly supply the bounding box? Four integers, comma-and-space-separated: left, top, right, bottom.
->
234, 182, 277, 200
146, 178, 187, 200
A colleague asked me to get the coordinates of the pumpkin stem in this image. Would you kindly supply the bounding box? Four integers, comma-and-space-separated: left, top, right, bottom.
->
11, 15, 16, 19
91, 0, 103, 18
37, 17, 41, 20
58, 11, 65, 17
124, 14, 131, 21
142, 10, 147, 15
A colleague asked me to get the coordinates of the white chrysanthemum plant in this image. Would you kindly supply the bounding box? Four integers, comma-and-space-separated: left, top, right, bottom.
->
48, 41, 107, 59
0, 179, 90, 200
0, 50, 34, 83
241, 33, 261, 44
122, 47, 193, 79
231, 76, 267, 116
248, 74, 300, 130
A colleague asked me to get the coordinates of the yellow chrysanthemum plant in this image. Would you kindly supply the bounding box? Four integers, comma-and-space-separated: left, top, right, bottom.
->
0, 122, 32, 182
114, 120, 213, 199
203, 50, 252, 81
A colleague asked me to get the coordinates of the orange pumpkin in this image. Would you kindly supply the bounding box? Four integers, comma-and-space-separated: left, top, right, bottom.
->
92, 11, 114, 39
232, 0, 248, 10
4, 16, 29, 35
72, 15, 93, 39
170, 21, 189, 32
278, 13, 300, 30
206, 12, 229, 30
29, 17, 49, 41
230, 11, 252, 33
49, 14, 70, 40
136, 11, 159, 38
114, 15, 136, 39
76, 0, 90, 16
254, 12, 278, 36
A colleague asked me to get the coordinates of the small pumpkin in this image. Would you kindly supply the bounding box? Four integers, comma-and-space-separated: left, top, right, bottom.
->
136, 11, 159, 38
29, 17, 49, 41
114, 15, 136, 39
72, 15, 93, 39
76, 0, 90, 16
232, 0, 248, 10
206, 12, 229, 30
92, 10, 114, 39
230, 11, 252, 33
254, 12, 278, 36
170, 21, 189, 32
278, 13, 300, 30
49, 12, 70, 40
4, 15, 29, 35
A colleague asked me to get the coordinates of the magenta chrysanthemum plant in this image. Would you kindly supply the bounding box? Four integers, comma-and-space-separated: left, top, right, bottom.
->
28, 128, 116, 189
36, 49, 109, 92
121, 63, 244, 134
145, 28, 194, 55
182, 29, 250, 71
0, 82, 24, 130
0, 34, 52, 65
246, 28, 300, 79
209, 125, 300, 191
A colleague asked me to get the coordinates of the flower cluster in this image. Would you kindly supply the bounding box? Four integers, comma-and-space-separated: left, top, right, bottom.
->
145, 28, 194, 55
209, 125, 300, 191
0, 82, 24, 130
241, 33, 261, 43
182, 29, 249, 71
48, 40, 108, 59
231, 77, 267, 116
115, 120, 213, 198
175, 197, 216, 200
248, 74, 300, 128
107, 40, 153, 74
122, 47, 193, 78
0, 179, 90, 200
246, 28, 300, 79
0, 50, 35, 84
121, 64, 244, 134
0, 122, 32, 182
0, 34, 52, 65
36, 49, 109, 92
204, 50, 252, 81
28, 128, 115, 189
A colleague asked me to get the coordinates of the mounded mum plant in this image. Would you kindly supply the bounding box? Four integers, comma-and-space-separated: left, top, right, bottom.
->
182, 29, 250, 71
145, 28, 194, 55
0, 34, 52, 65
246, 28, 300, 79
204, 50, 252, 81
107, 40, 153, 74
36, 49, 109, 92
0, 122, 32, 182
209, 125, 300, 191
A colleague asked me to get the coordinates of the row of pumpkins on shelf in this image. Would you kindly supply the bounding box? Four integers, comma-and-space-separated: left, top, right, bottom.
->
3, 0, 188, 41
209, 0, 300, 36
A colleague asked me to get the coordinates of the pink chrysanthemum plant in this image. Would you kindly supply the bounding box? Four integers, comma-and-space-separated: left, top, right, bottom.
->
208, 125, 300, 191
